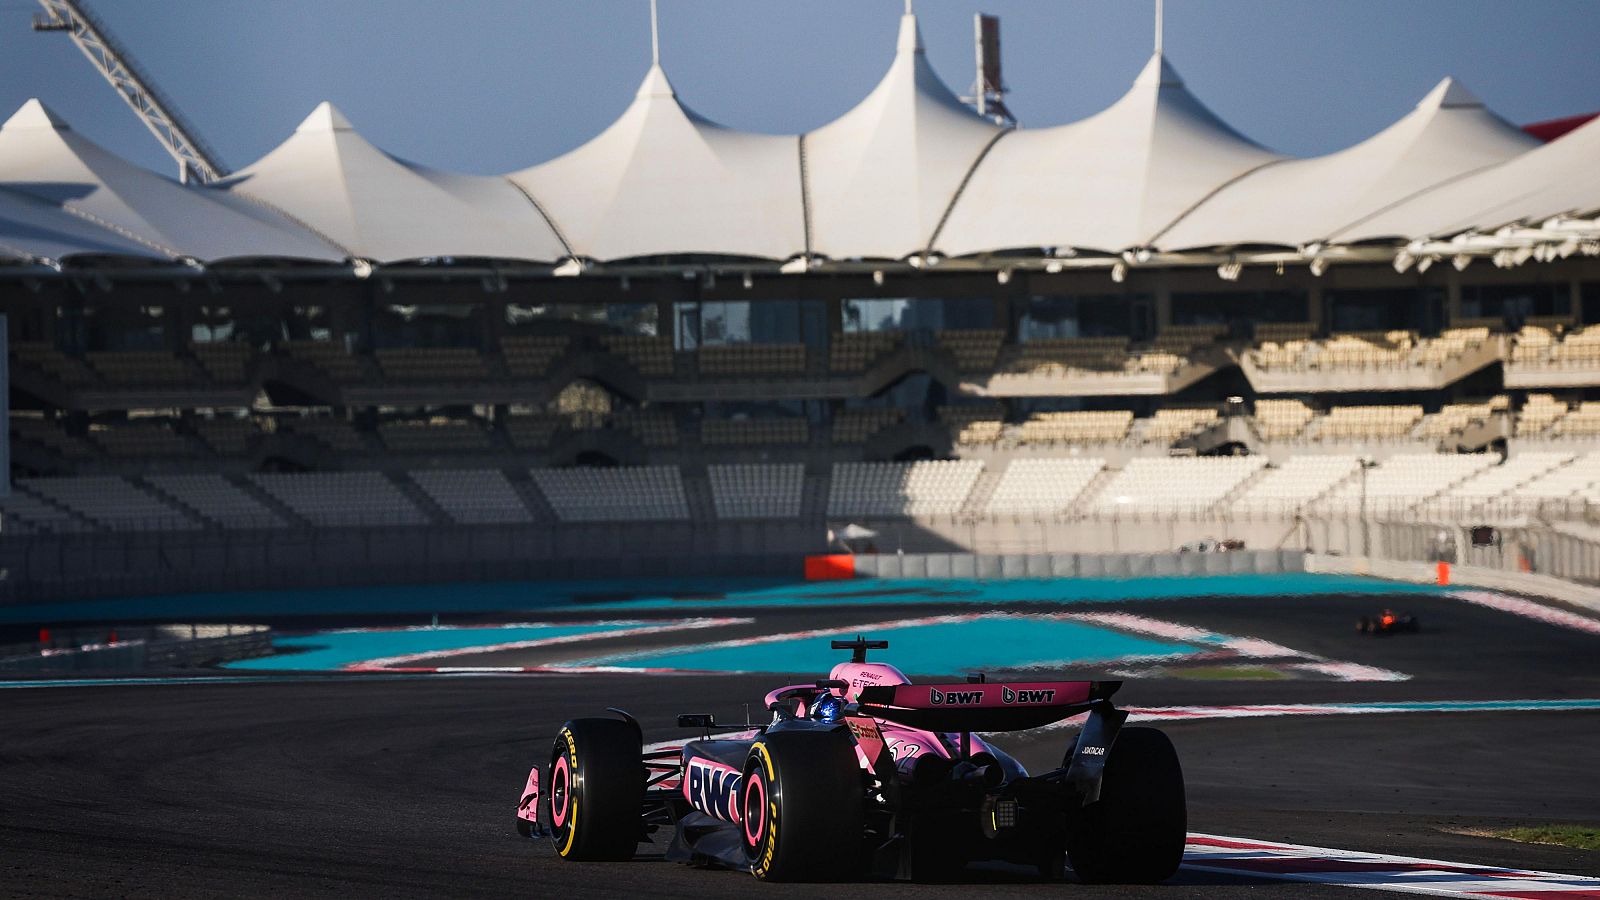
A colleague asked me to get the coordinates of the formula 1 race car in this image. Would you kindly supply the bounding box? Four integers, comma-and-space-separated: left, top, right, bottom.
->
1357, 609, 1421, 635
515, 638, 1186, 883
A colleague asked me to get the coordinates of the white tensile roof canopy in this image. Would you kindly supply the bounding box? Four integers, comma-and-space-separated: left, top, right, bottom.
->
802, 12, 1007, 261
1156, 78, 1538, 250
0, 7, 1594, 272
0, 183, 169, 263
936, 53, 1282, 257
1352, 113, 1600, 240
510, 65, 805, 262
0, 99, 342, 263
226, 102, 567, 263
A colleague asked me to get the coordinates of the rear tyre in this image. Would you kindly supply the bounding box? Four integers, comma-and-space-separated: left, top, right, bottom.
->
548, 718, 645, 861
742, 729, 864, 882
1068, 726, 1186, 884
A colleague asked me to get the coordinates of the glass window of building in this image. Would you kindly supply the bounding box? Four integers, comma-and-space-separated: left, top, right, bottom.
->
1326, 288, 1442, 333
1172, 291, 1308, 329
842, 297, 992, 334
1016, 294, 1145, 340
372, 304, 482, 349
1459, 283, 1571, 323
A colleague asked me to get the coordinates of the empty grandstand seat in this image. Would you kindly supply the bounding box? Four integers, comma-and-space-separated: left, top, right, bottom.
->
985, 458, 1106, 515
1140, 408, 1220, 444
20, 476, 199, 531
700, 418, 809, 446
1002, 337, 1133, 375
832, 408, 904, 444
708, 464, 804, 519
612, 409, 679, 447
379, 420, 493, 452
409, 469, 534, 524
190, 342, 255, 383
827, 460, 982, 517
831, 333, 901, 373
0, 488, 95, 533
9, 417, 98, 460
1088, 457, 1266, 515
1434, 452, 1573, 503
90, 421, 196, 457
531, 466, 689, 522
938, 330, 1005, 372
939, 404, 1004, 445
278, 416, 369, 452
1314, 405, 1423, 441
374, 347, 489, 381
1017, 410, 1131, 445
1516, 393, 1568, 437
251, 472, 429, 527
1254, 322, 1316, 343
501, 336, 570, 377
11, 343, 97, 386
698, 344, 806, 377
1231, 455, 1359, 516
146, 474, 287, 529
1316, 453, 1495, 515
1148, 324, 1226, 354
1416, 400, 1504, 439
504, 414, 565, 449
1557, 401, 1600, 437
1549, 325, 1600, 366
83, 351, 195, 386
282, 340, 366, 383
602, 335, 674, 376
194, 417, 261, 456
1517, 452, 1600, 504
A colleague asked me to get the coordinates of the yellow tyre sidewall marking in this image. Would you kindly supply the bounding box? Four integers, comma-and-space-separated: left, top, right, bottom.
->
750, 742, 779, 878
558, 729, 579, 857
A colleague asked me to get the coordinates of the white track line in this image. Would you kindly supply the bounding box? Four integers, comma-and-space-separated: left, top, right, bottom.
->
1186, 832, 1600, 897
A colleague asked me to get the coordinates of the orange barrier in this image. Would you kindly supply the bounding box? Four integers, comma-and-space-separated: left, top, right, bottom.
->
1436, 561, 1451, 586
805, 554, 856, 581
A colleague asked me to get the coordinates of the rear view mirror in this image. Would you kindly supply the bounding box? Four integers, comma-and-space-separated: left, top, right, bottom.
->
677, 713, 716, 729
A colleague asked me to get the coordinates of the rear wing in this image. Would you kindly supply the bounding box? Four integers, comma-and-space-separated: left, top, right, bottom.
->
855, 680, 1120, 732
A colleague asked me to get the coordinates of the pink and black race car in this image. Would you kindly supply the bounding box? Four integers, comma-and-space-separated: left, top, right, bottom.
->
515, 638, 1185, 883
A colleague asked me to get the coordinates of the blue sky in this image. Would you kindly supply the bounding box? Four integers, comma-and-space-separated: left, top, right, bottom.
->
1, 0, 1597, 178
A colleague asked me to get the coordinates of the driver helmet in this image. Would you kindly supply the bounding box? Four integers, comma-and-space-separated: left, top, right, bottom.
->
809, 691, 845, 725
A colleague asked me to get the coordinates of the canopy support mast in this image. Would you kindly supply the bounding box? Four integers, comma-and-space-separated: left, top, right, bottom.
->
31, 0, 225, 183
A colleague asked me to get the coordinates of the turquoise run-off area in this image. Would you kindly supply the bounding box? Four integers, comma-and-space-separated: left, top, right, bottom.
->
2, 573, 1443, 625
563, 616, 1201, 674
225, 622, 657, 671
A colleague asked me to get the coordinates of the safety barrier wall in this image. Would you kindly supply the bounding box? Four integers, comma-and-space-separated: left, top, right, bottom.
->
1304, 555, 1600, 612
853, 549, 1306, 580
0, 624, 272, 672
0, 511, 1592, 607
0, 520, 826, 607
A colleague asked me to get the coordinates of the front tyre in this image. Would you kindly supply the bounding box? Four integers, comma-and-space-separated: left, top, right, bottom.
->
1068, 726, 1186, 884
548, 718, 644, 861
742, 729, 864, 881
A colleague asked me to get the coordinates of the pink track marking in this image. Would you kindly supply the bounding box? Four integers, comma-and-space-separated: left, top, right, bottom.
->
1453, 591, 1600, 636
1185, 832, 1600, 897
1062, 611, 1409, 682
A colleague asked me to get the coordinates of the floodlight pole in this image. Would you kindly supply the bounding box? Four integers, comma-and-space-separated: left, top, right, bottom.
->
32, 0, 226, 183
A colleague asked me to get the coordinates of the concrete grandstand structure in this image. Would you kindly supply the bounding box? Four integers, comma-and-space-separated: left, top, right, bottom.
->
4, 7, 1600, 598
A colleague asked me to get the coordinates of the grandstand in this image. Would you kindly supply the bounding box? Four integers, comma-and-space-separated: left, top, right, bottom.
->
4, 6, 1600, 597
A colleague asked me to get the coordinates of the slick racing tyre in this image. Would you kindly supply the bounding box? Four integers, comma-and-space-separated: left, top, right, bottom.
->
742, 730, 864, 881
1068, 726, 1186, 884
548, 718, 645, 861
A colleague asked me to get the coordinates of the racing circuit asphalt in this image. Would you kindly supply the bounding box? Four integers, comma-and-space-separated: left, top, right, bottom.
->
3, 588, 1600, 899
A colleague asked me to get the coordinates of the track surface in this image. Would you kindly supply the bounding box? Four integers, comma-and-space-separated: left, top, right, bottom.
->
4, 589, 1599, 898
